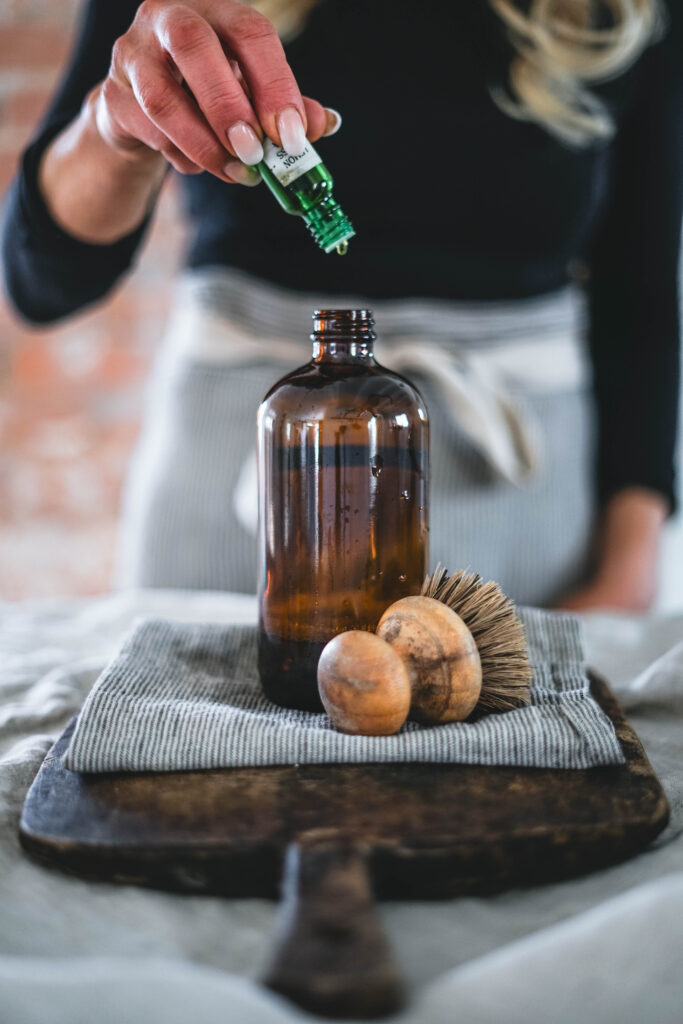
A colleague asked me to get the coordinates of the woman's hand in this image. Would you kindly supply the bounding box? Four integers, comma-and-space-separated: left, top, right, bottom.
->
95, 0, 335, 185
39, 0, 339, 243
557, 487, 669, 613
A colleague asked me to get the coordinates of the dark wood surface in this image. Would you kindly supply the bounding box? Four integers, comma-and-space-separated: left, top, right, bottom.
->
19, 675, 669, 897
19, 674, 670, 1019
261, 838, 405, 1018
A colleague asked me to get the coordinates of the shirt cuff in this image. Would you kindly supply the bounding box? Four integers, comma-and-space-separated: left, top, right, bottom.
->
17, 120, 152, 275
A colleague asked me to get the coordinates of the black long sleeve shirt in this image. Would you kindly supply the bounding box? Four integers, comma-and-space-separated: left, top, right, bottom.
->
2, 0, 682, 508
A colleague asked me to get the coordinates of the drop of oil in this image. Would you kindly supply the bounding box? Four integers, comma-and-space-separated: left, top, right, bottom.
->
399, 573, 407, 582
336, 241, 349, 256
370, 454, 384, 478
399, 490, 410, 501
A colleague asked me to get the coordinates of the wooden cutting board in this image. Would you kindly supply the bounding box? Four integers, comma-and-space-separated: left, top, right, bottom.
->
20, 674, 668, 1020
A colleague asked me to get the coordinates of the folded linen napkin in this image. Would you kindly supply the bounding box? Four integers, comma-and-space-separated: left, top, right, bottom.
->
63, 609, 625, 773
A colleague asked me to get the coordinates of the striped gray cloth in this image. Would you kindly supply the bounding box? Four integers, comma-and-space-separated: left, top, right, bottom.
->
63, 609, 625, 773
180, 265, 587, 347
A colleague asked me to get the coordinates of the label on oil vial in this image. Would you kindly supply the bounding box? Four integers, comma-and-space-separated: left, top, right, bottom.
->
262, 136, 321, 187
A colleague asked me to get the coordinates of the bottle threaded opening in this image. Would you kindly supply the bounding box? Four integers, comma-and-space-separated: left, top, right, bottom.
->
312, 309, 376, 342
304, 200, 355, 254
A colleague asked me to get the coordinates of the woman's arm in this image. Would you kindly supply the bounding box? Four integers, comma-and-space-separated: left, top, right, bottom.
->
37, 85, 168, 247
2, 0, 335, 324
559, 488, 668, 612
559, 1, 682, 612
2, 0, 143, 322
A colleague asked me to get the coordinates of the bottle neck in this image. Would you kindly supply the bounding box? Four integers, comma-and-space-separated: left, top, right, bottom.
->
312, 339, 374, 363
311, 309, 376, 364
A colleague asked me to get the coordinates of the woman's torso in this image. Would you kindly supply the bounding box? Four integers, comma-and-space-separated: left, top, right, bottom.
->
182, 0, 644, 300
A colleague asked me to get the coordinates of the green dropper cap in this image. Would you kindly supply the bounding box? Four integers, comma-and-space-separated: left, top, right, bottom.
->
255, 138, 355, 256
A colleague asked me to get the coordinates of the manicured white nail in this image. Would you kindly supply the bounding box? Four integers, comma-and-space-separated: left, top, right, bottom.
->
322, 107, 342, 137
224, 159, 261, 186
227, 122, 263, 166
276, 107, 307, 157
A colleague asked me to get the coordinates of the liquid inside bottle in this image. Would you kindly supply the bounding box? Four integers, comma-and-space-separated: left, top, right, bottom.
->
257, 310, 429, 711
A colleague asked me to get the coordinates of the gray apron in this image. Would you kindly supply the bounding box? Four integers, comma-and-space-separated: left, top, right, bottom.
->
116, 267, 594, 606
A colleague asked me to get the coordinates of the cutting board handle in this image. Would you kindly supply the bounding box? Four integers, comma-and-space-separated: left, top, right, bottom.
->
261, 832, 404, 1019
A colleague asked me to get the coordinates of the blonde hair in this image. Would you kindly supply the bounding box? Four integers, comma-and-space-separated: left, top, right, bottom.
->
248, 0, 321, 42
248, 0, 662, 146
489, 0, 662, 144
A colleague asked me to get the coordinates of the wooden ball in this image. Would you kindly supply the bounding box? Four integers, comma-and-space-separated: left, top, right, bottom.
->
377, 596, 482, 724
317, 631, 412, 736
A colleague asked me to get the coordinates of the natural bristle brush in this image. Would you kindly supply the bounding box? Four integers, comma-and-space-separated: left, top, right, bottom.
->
317, 565, 532, 735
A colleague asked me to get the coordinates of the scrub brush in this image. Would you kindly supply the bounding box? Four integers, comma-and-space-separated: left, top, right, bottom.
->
317, 565, 533, 735
419, 565, 532, 713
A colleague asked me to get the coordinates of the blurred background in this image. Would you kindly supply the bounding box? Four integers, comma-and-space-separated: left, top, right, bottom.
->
0, 0, 187, 598
1, 0, 681, 605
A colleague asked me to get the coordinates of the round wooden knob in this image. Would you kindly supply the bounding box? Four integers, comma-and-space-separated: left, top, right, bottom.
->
377, 596, 482, 724
317, 631, 412, 736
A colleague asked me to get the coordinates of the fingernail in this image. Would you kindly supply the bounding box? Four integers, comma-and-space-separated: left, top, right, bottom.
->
322, 107, 342, 137
276, 107, 307, 157
226, 122, 263, 166
224, 159, 261, 187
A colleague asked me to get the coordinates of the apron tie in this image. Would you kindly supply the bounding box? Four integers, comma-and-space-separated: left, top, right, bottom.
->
163, 305, 589, 536
376, 340, 537, 485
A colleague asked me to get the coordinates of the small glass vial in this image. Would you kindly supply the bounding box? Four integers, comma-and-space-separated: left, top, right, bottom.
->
257, 309, 429, 711
256, 138, 355, 254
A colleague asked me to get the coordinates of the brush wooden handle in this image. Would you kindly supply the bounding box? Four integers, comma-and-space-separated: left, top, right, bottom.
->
378, 595, 482, 723
261, 833, 404, 1019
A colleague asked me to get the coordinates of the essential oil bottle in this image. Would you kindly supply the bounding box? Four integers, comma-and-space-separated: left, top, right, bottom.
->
255, 138, 355, 254
257, 309, 429, 711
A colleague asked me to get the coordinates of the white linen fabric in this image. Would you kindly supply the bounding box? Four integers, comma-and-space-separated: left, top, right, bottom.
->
62, 610, 624, 773
1, 589, 682, 1024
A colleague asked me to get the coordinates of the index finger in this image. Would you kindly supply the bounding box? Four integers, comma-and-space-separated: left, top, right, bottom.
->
207, 5, 307, 147
154, 8, 263, 159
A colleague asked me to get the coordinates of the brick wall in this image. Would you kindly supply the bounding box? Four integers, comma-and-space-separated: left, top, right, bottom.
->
0, 0, 187, 598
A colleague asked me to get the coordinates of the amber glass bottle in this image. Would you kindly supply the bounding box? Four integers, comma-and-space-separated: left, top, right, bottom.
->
257, 309, 429, 711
